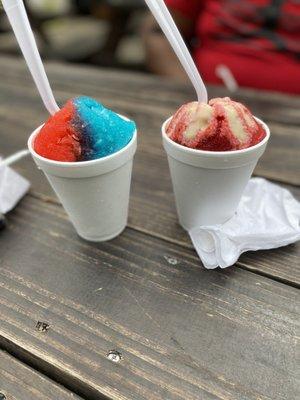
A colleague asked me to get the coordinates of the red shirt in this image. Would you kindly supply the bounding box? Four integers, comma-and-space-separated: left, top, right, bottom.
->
166, 0, 300, 94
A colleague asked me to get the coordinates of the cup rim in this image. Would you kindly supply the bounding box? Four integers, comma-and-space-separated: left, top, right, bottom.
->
162, 116, 270, 157
28, 122, 137, 169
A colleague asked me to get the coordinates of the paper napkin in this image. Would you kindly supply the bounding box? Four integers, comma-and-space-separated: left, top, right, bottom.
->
0, 158, 30, 214
189, 178, 300, 269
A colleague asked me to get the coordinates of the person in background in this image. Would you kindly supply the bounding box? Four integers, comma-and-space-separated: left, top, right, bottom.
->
142, 0, 300, 94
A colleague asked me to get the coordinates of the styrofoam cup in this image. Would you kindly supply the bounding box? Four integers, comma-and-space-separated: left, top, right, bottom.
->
28, 123, 137, 241
162, 117, 270, 230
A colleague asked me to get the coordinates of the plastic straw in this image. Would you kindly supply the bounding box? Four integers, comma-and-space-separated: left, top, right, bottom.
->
144, 0, 207, 103
0, 149, 30, 167
2, 0, 59, 115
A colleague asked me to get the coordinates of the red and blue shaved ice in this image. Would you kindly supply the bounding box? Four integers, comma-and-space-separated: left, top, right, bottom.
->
34, 96, 136, 162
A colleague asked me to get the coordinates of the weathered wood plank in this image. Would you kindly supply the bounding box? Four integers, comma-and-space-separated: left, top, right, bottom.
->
0, 55, 299, 126
0, 195, 299, 400
0, 350, 81, 400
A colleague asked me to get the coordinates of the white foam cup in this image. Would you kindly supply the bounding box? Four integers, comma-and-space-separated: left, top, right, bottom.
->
28, 122, 137, 241
162, 117, 270, 230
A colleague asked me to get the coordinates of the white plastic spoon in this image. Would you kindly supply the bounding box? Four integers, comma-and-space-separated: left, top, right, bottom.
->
2, 0, 59, 115
144, 0, 207, 103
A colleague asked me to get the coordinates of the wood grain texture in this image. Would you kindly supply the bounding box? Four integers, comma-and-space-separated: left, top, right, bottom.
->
0, 195, 299, 400
0, 350, 81, 400
0, 55, 299, 285
0, 56, 299, 400
0, 56, 299, 126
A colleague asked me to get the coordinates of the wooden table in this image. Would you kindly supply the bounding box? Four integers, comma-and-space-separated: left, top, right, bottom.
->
0, 56, 299, 400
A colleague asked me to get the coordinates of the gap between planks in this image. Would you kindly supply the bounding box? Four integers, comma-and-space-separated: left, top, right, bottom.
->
0, 337, 112, 400
26, 190, 300, 290
0, 349, 84, 400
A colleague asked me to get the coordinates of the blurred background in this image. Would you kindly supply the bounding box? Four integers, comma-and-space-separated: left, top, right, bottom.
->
0, 0, 299, 94
0, 0, 146, 70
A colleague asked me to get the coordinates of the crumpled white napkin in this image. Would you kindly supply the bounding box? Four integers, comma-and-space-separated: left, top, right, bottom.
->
0, 158, 30, 214
189, 178, 300, 269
